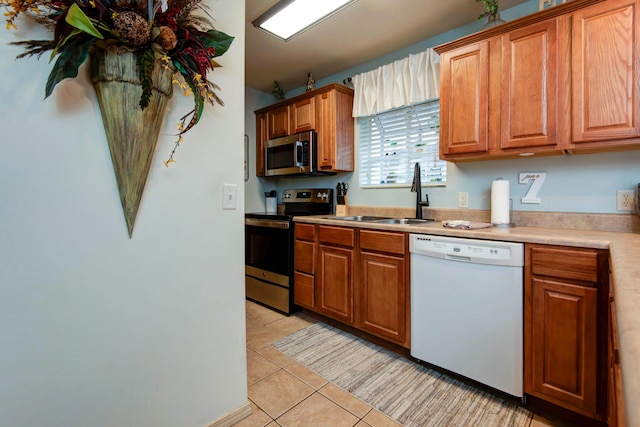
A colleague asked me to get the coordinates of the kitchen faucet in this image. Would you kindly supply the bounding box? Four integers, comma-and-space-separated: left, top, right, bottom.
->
411, 162, 430, 219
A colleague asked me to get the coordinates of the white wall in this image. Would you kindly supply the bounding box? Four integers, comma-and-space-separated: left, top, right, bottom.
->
245, 0, 640, 215
0, 1, 248, 426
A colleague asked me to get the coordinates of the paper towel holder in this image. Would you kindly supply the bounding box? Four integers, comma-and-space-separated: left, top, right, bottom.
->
493, 198, 515, 228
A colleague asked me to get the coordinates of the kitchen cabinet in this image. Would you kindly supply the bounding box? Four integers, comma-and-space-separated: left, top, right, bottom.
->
315, 87, 354, 171
436, 0, 640, 162
570, 0, 640, 150
300, 225, 410, 347
524, 244, 609, 421
267, 105, 289, 139
254, 83, 354, 176
255, 112, 267, 176
608, 277, 627, 427
499, 18, 567, 151
317, 225, 355, 324
439, 40, 490, 156
291, 97, 315, 133
294, 223, 316, 310
359, 230, 409, 346
438, 14, 568, 160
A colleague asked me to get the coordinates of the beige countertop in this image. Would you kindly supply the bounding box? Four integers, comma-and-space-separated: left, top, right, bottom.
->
294, 214, 640, 426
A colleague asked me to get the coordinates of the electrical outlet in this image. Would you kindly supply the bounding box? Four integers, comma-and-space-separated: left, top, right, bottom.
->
616, 189, 635, 211
458, 192, 469, 208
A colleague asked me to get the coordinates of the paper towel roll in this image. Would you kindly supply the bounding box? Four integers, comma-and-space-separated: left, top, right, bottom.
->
491, 179, 510, 225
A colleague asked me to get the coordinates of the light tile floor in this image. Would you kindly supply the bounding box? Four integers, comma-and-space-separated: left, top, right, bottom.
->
236, 300, 576, 427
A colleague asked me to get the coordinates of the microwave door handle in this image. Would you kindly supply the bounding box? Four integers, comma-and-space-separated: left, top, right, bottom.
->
295, 140, 303, 167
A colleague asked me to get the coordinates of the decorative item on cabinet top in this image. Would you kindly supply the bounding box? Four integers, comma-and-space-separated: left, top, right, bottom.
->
3, 0, 234, 237
540, 0, 572, 11
476, 0, 506, 28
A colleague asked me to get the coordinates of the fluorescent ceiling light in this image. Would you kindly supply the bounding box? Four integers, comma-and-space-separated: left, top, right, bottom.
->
252, 0, 357, 41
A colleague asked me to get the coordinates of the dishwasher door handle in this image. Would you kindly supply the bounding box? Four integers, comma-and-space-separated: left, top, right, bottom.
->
444, 254, 471, 262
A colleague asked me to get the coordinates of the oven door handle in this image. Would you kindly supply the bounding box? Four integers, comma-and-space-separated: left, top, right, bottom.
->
245, 218, 290, 229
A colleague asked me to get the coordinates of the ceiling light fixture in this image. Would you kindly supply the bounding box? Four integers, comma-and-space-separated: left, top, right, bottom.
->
252, 0, 357, 41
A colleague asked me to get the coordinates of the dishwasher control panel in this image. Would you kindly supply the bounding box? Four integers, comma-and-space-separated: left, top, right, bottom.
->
409, 234, 524, 267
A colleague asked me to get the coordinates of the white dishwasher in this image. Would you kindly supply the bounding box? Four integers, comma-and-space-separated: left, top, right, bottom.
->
409, 234, 524, 398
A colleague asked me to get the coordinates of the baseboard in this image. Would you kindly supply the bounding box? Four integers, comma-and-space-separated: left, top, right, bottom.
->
205, 401, 252, 427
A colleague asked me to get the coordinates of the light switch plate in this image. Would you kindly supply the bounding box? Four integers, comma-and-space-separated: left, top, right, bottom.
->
222, 184, 237, 210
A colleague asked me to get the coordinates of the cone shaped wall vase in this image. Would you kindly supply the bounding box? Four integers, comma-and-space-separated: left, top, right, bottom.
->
90, 46, 173, 237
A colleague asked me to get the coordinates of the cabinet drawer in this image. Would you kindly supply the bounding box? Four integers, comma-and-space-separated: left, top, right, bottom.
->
530, 246, 599, 283
359, 230, 405, 255
294, 240, 315, 274
295, 223, 316, 241
319, 226, 355, 247
294, 272, 315, 309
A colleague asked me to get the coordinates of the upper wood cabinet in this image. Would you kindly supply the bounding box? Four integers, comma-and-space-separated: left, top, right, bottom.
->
440, 18, 566, 158
254, 83, 354, 176
436, 0, 640, 161
291, 97, 315, 134
267, 105, 290, 139
255, 112, 267, 176
570, 0, 640, 149
500, 18, 567, 150
439, 40, 490, 156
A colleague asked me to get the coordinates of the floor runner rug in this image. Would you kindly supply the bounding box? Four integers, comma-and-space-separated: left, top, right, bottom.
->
271, 323, 532, 427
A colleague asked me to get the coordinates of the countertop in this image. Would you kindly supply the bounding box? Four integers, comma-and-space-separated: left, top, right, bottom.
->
294, 215, 640, 426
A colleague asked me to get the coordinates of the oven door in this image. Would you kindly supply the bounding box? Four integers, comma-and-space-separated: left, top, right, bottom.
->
245, 217, 293, 313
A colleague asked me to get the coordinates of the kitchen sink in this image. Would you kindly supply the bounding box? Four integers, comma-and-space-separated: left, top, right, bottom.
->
332, 215, 391, 221
373, 218, 435, 225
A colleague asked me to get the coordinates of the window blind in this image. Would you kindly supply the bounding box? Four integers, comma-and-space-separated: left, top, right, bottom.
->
358, 100, 446, 187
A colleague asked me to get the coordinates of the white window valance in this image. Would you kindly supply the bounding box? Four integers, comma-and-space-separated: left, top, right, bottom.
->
352, 48, 440, 117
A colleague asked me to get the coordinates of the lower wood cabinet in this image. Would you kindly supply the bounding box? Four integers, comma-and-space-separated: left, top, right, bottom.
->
318, 244, 354, 323
293, 223, 316, 310
608, 279, 627, 427
295, 224, 409, 348
525, 243, 609, 421
360, 251, 407, 345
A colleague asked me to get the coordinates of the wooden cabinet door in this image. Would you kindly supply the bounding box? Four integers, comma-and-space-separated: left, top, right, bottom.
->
500, 18, 564, 150
572, 0, 640, 144
360, 252, 407, 345
316, 91, 337, 169
291, 97, 315, 133
268, 105, 290, 139
526, 277, 598, 416
255, 112, 267, 176
440, 41, 490, 155
317, 244, 354, 324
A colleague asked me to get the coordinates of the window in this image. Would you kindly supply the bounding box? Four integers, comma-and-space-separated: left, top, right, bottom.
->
358, 100, 445, 187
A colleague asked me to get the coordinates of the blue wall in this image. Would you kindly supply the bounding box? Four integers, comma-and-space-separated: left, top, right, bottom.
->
245, 0, 640, 215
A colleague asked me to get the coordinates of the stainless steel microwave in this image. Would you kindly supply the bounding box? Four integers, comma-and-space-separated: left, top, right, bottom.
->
265, 131, 335, 177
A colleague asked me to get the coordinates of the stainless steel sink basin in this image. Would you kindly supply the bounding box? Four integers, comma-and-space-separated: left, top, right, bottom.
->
332, 215, 391, 222
373, 218, 435, 225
